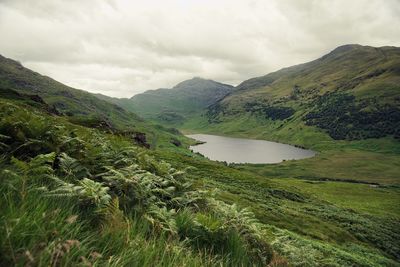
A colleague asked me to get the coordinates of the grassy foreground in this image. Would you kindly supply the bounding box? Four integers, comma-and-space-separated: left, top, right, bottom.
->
0, 99, 277, 266
157, 148, 400, 266
1, 95, 399, 266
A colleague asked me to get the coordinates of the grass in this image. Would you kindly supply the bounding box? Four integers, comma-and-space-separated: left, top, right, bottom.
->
1, 99, 399, 266
182, 113, 400, 184
271, 178, 400, 219
0, 189, 224, 267
238, 148, 400, 184
0, 98, 277, 267
156, 148, 400, 265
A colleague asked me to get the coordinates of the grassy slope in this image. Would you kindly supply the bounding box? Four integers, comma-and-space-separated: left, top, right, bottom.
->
0, 97, 277, 267
0, 54, 189, 149
157, 148, 400, 265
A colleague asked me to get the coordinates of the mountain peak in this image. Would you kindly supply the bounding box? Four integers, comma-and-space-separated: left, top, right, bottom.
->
330, 44, 362, 53
173, 77, 232, 90
191, 76, 206, 81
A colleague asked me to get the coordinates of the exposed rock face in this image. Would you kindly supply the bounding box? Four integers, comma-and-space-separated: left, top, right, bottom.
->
171, 138, 182, 147
133, 132, 150, 148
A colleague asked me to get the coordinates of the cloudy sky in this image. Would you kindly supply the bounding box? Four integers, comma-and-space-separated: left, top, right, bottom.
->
0, 0, 399, 97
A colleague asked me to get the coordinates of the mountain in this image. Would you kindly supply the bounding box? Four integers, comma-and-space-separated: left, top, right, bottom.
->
0, 54, 187, 148
102, 77, 234, 126
187, 45, 400, 146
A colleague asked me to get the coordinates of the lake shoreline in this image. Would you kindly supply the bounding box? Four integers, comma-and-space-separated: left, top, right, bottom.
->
186, 133, 316, 164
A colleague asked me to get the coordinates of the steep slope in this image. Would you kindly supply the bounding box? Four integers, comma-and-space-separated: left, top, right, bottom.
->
0, 54, 144, 129
105, 77, 233, 126
193, 45, 400, 145
0, 54, 186, 148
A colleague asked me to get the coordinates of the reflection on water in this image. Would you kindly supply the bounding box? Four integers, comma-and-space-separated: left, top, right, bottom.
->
187, 134, 315, 164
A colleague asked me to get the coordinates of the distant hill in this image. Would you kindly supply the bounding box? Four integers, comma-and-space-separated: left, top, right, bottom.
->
193, 45, 400, 145
101, 77, 233, 126
0, 54, 186, 148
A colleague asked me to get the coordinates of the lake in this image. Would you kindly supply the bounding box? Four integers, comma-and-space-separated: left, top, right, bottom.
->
187, 134, 315, 164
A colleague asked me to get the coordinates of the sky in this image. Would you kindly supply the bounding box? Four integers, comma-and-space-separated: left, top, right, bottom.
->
0, 0, 399, 98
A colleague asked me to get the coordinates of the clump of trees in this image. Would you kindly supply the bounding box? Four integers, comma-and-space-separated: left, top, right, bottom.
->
305, 93, 400, 140
244, 102, 295, 120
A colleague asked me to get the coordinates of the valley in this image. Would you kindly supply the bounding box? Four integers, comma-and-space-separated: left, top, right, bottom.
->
109, 45, 400, 264
0, 44, 399, 266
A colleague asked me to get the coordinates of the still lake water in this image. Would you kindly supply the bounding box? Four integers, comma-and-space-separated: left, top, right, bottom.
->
187, 134, 315, 164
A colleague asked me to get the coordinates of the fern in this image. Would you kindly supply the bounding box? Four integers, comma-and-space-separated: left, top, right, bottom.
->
46, 177, 111, 208
9, 152, 55, 178
59, 135, 86, 158
206, 199, 273, 264
97, 197, 127, 231
57, 152, 91, 180
0, 134, 10, 151
144, 205, 177, 235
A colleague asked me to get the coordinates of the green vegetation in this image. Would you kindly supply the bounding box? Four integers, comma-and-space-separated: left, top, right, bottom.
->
157, 149, 400, 266
197, 45, 400, 142
1, 45, 399, 266
0, 99, 275, 266
179, 45, 400, 185
0, 55, 187, 149
305, 92, 400, 140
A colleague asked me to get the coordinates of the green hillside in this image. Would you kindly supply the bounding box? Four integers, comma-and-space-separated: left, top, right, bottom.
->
0, 95, 281, 266
0, 55, 188, 149
194, 45, 400, 143
101, 77, 233, 126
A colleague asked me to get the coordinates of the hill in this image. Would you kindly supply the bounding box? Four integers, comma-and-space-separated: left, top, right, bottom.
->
196, 44, 400, 144
102, 77, 233, 126
0, 54, 187, 148
177, 45, 400, 185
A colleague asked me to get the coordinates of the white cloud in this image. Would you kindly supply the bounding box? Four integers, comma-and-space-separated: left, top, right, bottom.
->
0, 0, 399, 97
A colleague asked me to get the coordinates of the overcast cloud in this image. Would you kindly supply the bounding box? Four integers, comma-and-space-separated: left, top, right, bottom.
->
0, 0, 399, 97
